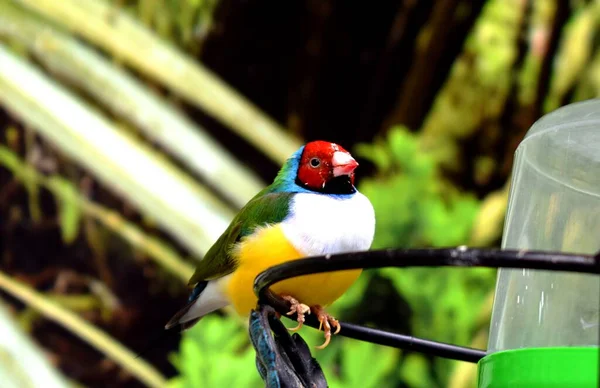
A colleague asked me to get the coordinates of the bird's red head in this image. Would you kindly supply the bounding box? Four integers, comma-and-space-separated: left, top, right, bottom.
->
296, 141, 358, 193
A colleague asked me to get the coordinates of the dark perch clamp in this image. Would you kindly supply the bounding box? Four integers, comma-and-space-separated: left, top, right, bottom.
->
248, 247, 600, 387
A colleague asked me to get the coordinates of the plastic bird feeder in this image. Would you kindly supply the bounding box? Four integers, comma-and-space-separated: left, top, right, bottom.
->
251, 100, 600, 388
478, 100, 600, 387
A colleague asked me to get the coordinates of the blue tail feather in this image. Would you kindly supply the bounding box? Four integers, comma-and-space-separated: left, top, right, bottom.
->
188, 281, 208, 302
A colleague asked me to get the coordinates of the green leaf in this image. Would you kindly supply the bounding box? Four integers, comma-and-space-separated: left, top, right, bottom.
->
171, 315, 262, 388
400, 354, 438, 388
341, 340, 399, 388
354, 142, 392, 172
51, 178, 83, 244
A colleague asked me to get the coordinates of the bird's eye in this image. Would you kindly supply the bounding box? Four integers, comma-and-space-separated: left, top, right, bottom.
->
309, 158, 321, 168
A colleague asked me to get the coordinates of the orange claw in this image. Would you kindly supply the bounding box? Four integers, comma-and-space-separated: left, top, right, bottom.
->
313, 305, 341, 349
281, 295, 310, 332
333, 319, 341, 335
316, 333, 331, 349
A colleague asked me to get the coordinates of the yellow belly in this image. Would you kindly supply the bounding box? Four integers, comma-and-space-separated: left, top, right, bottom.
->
223, 224, 361, 316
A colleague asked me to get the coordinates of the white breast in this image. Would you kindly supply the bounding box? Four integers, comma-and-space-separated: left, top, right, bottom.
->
280, 192, 375, 257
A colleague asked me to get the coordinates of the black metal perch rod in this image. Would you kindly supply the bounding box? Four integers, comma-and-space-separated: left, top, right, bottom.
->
253, 247, 600, 363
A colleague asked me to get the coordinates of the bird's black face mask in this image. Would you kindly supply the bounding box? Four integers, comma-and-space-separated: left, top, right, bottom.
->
249, 304, 328, 388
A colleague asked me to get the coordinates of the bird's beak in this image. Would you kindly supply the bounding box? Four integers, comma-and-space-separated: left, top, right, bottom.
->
332, 151, 359, 177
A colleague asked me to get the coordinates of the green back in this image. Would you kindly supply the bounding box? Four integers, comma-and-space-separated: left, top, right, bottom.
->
187, 190, 294, 285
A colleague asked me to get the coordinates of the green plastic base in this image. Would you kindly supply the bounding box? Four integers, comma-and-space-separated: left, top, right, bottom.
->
477, 346, 599, 387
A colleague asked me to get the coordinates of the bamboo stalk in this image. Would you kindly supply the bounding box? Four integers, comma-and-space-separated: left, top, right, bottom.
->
0, 272, 167, 388
0, 1, 265, 208
0, 44, 234, 258
12, 0, 302, 165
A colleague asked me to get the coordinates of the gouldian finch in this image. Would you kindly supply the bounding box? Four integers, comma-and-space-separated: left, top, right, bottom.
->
165, 140, 375, 348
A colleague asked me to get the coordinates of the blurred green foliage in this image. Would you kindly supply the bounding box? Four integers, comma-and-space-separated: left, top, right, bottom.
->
168, 315, 261, 388
170, 314, 402, 388
356, 127, 481, 249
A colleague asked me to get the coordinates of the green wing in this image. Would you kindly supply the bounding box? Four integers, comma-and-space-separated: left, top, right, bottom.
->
187, 191, 294, 286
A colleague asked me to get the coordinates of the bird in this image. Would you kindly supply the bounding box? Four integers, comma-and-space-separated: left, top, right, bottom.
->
165, 140, 375, 348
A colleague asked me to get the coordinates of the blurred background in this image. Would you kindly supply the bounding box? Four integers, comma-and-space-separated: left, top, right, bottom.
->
0, 0, 597, 387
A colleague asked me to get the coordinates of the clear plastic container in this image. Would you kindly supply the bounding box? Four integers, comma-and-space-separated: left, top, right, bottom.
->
487, 99, 600, 353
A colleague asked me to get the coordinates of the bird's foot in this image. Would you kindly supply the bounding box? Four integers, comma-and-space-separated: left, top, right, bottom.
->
281, 295, 311, 332
313, 305, 341, 349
